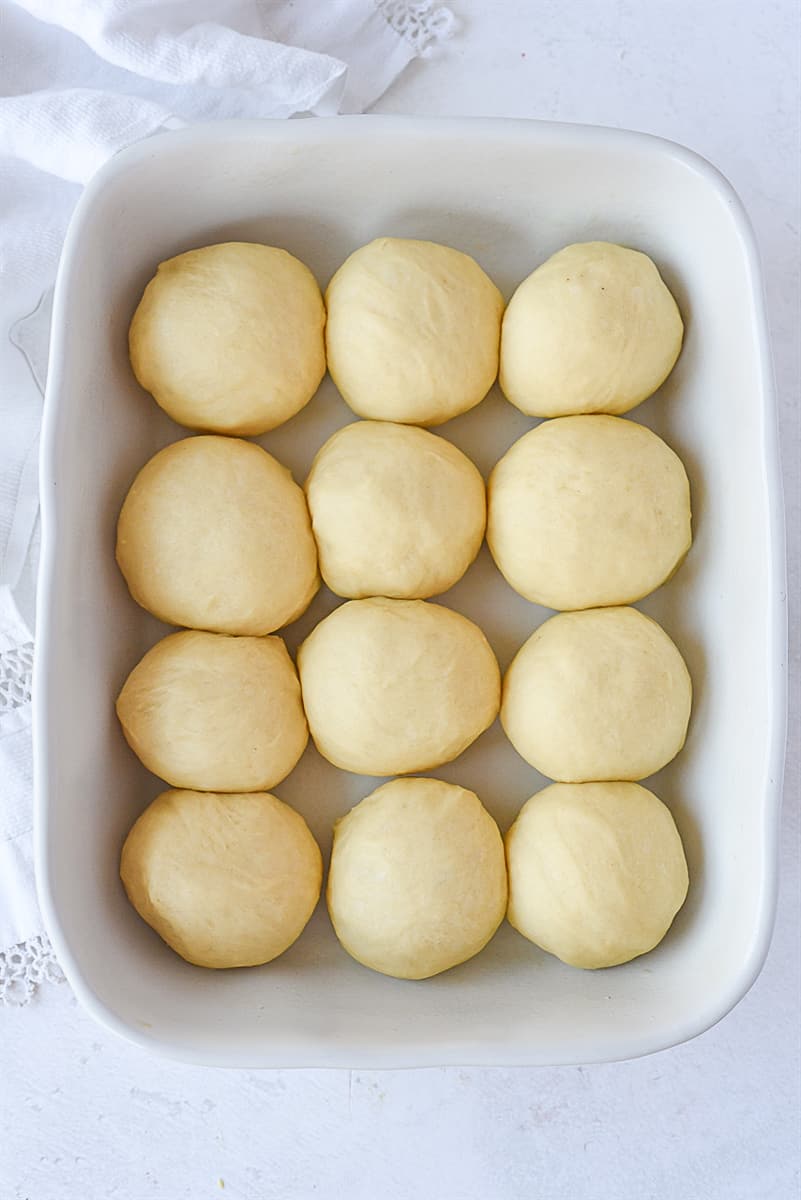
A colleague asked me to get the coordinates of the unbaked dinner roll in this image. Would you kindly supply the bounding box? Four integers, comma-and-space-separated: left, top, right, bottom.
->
501, 607, 692, 782
506, 781, 689, 969
327, 777, 507, 979
116, 630, 308, 792
297, 598, 500, 775
500, 241, 683, 417
129, 242, 326, 436
487, 415, 691, 610
305, 421, 486, 599
325, 237, 504, 425
116, 435, 319, 634
121, 789, 322, 968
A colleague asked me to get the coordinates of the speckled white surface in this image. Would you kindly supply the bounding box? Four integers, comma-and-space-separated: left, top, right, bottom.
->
3, 1, 799, 1197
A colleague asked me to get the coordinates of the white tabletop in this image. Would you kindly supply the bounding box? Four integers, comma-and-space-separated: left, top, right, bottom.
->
3, 2, 799, 1197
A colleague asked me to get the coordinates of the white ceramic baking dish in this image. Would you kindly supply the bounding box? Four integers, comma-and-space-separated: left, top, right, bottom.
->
34, 117, 786, 1067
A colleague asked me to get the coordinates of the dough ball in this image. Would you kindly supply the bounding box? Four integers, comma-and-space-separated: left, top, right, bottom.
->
305, 421, 486, 599
121, 789, 322, 968
325, 237, 504, 426
327, 777, 507, 979
129, 242, 326, 436
487, 415, 691, 610
116, 435, 319, 634
502, 607, 692, 782
506, 781, 688, 969
116, 630, 308, 792
500, 241, 683, 417
297, 598, 500, 775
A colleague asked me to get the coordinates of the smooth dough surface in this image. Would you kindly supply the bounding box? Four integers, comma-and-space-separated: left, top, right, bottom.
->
129, 242, 326, 436
501, 607, 692, 782
500, 241, 683, 417
305, 421, 486, 599
325, 237, 504, 426
506, 781, 688, 969
116, 630, 308, 792
327, 777, 507, 979
120, 789, 322, 968
297, 598, 500, 775
487, 415, 692, 610
116, 435, 319, 634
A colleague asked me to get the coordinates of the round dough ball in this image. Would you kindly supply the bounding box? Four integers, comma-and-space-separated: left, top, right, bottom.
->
325, 237, 504, 426
297, 598, 500, 775
506, 781, 689, 969
121, 789, 322, 968
328, 777, 507, 979
116, 630, 308, 792
116, 435, 319, 634
501, 607, 692, 782
129, 242, 326, 436
305, 421, 486, 599
500, 241, 683, 417
487, 415, 691, 610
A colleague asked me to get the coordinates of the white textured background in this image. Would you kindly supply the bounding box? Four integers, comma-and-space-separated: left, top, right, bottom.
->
3, 1, 800, 1197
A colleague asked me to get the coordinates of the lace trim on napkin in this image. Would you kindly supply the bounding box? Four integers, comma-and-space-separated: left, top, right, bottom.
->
0, 639, 33, 715
375, 0, 457, 54
0, 933, 64, 1006
0, 592, 63, 1006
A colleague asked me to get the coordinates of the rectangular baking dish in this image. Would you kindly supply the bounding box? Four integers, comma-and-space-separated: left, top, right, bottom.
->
34, 117, 786, 1067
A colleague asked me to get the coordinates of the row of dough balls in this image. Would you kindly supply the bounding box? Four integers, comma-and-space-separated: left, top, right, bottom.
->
116, 414, 691, 626
129, 237, 683, 436
116, 602, 691, 787
121, 777, 688, 977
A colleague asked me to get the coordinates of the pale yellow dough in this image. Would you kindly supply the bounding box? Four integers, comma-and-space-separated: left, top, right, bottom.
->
487, 415, 691, 610
116, 630, 308, 792
325, 237, 504, 426
120, 789, 322, 968
501, 607, 692, 782
129, 242, 326, 436
327, 777, 507, 979
116, 435, 319, 634
305, 421, 486, 599
500, 241, 683, 417
297, 598, 500, 776
506, 781, 689, 969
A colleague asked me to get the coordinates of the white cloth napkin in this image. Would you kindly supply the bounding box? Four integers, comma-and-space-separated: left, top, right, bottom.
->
0, 0, 455, 1004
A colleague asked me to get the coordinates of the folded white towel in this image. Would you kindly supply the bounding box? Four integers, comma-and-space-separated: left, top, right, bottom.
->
0, 0, 455, 1004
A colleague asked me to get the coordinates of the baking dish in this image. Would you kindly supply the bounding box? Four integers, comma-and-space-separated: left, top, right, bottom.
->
34, 116, 786, 1066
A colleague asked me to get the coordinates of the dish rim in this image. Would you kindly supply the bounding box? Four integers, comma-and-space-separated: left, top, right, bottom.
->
33, 115, 788, 1068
